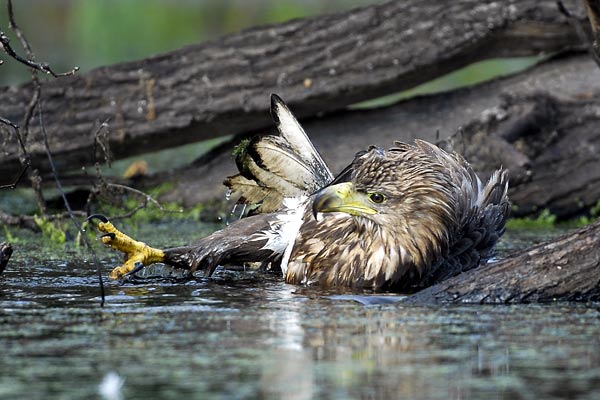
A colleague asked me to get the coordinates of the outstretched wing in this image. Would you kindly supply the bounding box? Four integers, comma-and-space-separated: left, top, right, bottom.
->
225, 94, 333, 213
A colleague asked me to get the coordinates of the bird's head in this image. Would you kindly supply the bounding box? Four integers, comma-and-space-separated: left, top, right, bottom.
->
312, 143, 459, 273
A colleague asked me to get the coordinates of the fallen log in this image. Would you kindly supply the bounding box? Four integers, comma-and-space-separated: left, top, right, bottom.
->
152, 54, 600, 220
0, 0, 585, 185
407, 220, 600, 304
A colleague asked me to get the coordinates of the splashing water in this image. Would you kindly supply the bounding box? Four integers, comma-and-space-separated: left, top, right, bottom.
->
226, 203, 238, 226
226, 203, 247, 226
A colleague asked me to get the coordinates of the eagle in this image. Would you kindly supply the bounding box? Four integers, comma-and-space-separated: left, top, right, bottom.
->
91, 95, 509, 291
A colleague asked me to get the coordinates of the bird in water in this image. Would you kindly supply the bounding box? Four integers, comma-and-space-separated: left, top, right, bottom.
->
91, 94, 509, 292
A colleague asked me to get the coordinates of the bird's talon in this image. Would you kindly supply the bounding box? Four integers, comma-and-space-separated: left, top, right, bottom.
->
89, 215, 165, 280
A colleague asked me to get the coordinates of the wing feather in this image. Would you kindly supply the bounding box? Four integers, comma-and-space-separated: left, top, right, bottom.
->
225, 94, 333, 213
270, 94, 334, 187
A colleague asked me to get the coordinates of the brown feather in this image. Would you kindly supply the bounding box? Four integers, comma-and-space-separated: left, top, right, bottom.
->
170, 98, 509, 292
285, 140, 510, 291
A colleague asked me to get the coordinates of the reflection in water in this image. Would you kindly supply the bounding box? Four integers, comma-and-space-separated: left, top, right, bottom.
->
98, 371, 124, 400
0, 228, 599, 399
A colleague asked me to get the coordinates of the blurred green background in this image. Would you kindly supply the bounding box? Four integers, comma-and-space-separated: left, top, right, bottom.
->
0, 0, 384, 86
0, 0, 538, 89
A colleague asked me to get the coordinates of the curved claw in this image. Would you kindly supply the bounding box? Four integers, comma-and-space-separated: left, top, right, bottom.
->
87, 214, 109, 223
89, 216, 165, 280
124, 262, 146, 278
99, 232, 116, 240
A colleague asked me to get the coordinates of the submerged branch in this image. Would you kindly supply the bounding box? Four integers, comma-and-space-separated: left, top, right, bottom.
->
0, 242, 12, 275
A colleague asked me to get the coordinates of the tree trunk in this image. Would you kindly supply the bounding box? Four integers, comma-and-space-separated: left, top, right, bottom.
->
0, 0, 585, 185
407, 221, 600, 304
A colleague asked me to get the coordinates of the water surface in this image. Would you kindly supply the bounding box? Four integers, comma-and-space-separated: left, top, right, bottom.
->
1, 223, 599, 399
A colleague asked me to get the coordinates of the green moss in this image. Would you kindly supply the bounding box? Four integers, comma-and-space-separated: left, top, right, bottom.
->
591, 200, 600, 217
507, 201, 600, 230
232, 138, 251, 159
3, 226, 22, 244
506, 209, 557, 230
33, 215, 67, 245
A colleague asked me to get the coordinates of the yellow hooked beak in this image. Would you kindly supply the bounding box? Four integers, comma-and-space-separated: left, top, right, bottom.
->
312, 182, 377, 218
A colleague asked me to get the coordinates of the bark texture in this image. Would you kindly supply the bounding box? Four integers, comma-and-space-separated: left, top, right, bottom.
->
154, 54, 600, 220
0, 0, 585, 185
407, 221, 600, 304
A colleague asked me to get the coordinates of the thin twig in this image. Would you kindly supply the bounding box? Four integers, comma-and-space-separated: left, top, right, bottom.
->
108, 183, 166, 211
0, 116, 18, 129
101, 183, 183, 221
38, 100, 105, 306
0, 118, 30, 190
1, 0, 46, 212
2, 0, 104, 306
109, 202, 150, 221
20, 85, 40, 144
91, 119, 111, 166
0, 160, 29, 190
2, 0, 79, 78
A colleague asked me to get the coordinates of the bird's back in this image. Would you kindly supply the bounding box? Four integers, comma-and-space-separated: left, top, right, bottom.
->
418, 140, 510, 285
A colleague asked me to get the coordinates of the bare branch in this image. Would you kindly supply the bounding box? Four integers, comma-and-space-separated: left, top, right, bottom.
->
107, 183, 167, 212
0, 160, 29, 190
0, 116, 18, 129
1, 0, 79, 78
0, 1, 103, 305
92, 119, 112, 166
38, 99, 105, 306
0, 115, 30, 190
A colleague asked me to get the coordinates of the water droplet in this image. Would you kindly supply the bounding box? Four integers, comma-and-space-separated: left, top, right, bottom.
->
226, 203, 238, 226
225, 189, 232, 201
238, 203, 247, 220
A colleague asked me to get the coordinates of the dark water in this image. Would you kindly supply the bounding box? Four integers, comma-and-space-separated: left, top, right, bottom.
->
1, 225, 599, 400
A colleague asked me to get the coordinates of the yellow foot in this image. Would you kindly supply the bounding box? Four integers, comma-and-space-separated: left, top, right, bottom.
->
88, 214, 165, 280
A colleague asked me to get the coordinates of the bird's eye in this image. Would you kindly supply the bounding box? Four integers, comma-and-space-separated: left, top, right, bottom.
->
368, 192, 385, 204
